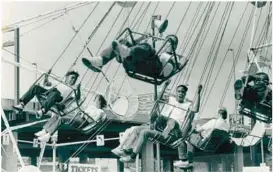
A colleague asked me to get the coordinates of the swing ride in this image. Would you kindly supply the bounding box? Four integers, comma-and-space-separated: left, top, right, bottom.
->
1, 1, 272, 172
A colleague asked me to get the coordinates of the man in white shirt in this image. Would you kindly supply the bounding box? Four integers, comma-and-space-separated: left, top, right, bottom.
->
118, 84, 201, 163
13, 70, 80, 118
174, 107, 230, 168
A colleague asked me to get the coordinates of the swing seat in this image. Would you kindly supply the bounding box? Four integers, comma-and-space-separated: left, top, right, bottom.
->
239, 100, 272, 123
188, 129, 230, 153
117, 27, 184, 85
37, 92, 76, 117
68, 111, 108, 135
82, 114, 107, 134
123, 54, 184, 85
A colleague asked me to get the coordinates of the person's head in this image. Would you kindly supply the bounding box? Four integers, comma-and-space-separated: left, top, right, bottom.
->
175, 85, 188, 103
165, 35, 178, 54
218, 107, 228, 120
254, 72, 270, 85
94, 94, 107, 109
65, 70, 79, 86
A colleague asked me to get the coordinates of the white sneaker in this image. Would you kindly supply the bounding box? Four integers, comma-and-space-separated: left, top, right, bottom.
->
38, 133, 51, 142
119, 155, 135, 163
112, 40, 131, 63
12, 103, 24, 111
35, 129, 46, 137
82, 57, 103, 72
36, 110, 43, 119
111, 148, 126, 157
174, 160, 193, 168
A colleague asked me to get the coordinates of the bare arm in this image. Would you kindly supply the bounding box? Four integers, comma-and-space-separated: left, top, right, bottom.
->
190, 85, 202, 113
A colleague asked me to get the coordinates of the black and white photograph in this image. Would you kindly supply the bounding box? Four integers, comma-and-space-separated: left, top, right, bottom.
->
1, 1, 272, 172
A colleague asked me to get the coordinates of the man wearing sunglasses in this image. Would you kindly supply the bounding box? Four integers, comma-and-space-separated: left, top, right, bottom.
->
174, 107, 230, 168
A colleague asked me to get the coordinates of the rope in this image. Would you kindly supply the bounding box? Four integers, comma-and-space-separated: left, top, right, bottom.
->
183, 2, 216, 84
56, 118, 112, 172
198, 3, 249, 108
3, 2, 94, 29
185, 3, 220, 85
218, 5, 254, 107
82, 3, 140, 97
50, 2, 100, 72
144, 2, 160, 33
20, 13, 65, 37
170, 2, 192, 90
85, 3, 138, 106
199, 2, 234, 108
170, 2, 204, 91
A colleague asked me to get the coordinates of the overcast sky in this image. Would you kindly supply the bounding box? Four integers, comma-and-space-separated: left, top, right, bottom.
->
1, 1, 272, 119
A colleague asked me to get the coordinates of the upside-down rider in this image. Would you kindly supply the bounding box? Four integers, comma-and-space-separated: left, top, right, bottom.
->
13, 70, 81, 118
234, 72, 272, 108
115, 84, 202, 163
82, 30, 188, 79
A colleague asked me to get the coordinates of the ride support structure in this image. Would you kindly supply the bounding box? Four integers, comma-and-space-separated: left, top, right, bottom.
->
2, 27, 21, 172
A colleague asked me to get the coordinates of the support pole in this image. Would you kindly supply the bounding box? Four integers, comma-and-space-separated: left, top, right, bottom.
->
1, 108, 24, 167
14, 27, 20, 105
261, 138, 265, 163
234, 146, 244, 172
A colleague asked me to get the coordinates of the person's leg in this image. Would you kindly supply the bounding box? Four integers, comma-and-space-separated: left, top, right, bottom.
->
181, 111, 195, 139
112, 127, 135, 157
112, 125, 150, 157
174, 141, 193, 168
37, 115, 62, 142
120, 129, 160, 162
41, 89, 63, 114
82, 40, 130, 72
177, 141, 188, 160
187, 143, 195, 163
13, 85, 48, 111
122, 125, 150, 150
43, 115, 62, 135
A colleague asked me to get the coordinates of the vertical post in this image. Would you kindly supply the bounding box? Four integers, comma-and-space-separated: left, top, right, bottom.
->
52, 131, 58, 172
234, 146, 244, 172
14, 27, 20, 104
53, 144, 56, 172
135, 154, 139, 172
152, 15, 161, 172
261, 138, 265, 163
163, 158, 173, 172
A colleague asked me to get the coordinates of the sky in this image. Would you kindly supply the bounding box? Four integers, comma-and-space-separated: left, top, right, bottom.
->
1, 1, 272, 119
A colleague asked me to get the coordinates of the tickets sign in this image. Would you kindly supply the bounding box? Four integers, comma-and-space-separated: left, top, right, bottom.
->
68, 164, 101, 172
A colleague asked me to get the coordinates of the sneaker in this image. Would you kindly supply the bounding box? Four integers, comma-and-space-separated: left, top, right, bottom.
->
174, 160, 193, 168
234, 79, 243, 100
38, 133, 51, 142
82, 57, 103, 72
111, 148, 126, 157
12, 103, 24, 112
112, 40, 131, 63
36, 110, 43, 119
35, 129, 46, 137
119, 155, 135, 163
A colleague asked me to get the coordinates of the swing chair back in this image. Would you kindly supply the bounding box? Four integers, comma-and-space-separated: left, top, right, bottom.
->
117, 28, 185, 85
188, 129, 230, 153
